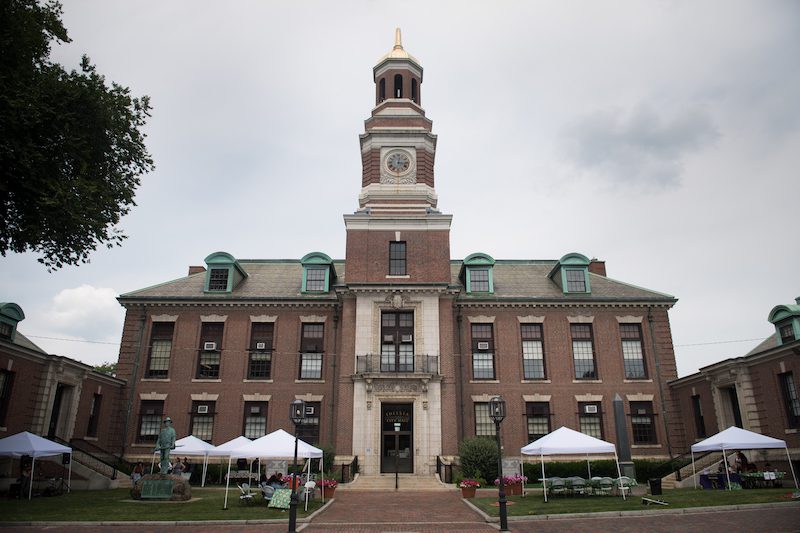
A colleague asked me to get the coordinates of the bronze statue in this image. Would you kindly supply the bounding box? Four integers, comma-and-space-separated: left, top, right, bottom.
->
155, 417, 176, 474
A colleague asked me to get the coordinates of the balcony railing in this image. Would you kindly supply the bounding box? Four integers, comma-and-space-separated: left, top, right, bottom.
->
356, 354, 439, 375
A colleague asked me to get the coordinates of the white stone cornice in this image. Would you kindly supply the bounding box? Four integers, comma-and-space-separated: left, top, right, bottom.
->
626, 393, 654, 402
344, 215, 452, 232
140, 392, 168, 400
467, 315, 495, 323
471, 394, 501, 402
616, 315, 644, 323
295, 393, 324, 402
567, 315, 594, 323
243, 393, 271, 402
300, 315, 327, 323
522, 394, 551, 402
151, 314, 178, 322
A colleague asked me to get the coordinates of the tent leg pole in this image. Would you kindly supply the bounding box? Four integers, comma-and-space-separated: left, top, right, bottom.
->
723, 449, 731, 490
691, 451, 696, 490
785, 446, 798, 490
223, 456, 232, 509
202, 455, 208, 487
68, 456, 72, 492
614, 451, 626, 500
541, 454, 547, 503
29, 458, 35, 500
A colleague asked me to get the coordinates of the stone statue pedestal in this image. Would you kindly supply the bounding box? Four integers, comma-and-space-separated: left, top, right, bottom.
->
130, 473, 192, 501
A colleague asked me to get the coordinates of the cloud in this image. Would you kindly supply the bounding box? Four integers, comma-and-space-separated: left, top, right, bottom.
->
560, 103, 719, 189
44, 285, 124, 341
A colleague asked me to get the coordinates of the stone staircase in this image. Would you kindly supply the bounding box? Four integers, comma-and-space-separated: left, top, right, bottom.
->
661, 452, 726, 489
339, 473, 450, 492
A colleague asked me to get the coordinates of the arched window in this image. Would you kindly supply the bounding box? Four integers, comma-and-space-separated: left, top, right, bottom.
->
379, 78, 386, 102
394, 74, 403, 98
411, 79, 418, 103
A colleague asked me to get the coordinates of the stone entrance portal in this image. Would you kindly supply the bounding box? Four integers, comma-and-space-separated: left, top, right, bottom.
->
380, 403, 413, 473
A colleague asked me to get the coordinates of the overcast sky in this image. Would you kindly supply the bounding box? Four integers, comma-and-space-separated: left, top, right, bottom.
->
2, 1, 798, 377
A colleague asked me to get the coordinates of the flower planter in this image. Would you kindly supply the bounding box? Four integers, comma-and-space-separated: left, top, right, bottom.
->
461, 486, 477, 498
508, 482, 522, 495
321, 486, 336, 498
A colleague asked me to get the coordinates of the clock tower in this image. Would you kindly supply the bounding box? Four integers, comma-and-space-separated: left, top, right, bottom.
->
342, 30, 452, 478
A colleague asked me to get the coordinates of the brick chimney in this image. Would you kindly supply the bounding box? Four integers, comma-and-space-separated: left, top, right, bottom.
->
588, 259, 606, 277
188, 266, 206, 276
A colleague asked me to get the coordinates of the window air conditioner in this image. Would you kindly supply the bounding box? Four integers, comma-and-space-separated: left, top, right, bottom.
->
256, 342, 267, 350
584, 405, 598, 414
477, 342, 490, 351
383, 335, 394, 342
401, 334, 413, 343
145, 409, 155, 415
203, 342, 217, 351
637, 409, 647, 415
250, 406, 260, 414
197, 405, 209, 414
305, 406, 315, 415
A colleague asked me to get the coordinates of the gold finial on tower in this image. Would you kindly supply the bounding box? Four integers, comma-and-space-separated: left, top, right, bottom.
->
394, 28, 403, 50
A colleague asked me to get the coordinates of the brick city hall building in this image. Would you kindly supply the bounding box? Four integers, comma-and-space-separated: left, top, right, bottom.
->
115, 31, 682, 477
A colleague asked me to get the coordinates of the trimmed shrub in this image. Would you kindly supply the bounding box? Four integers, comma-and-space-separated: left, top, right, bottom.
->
458, 437, 498, 482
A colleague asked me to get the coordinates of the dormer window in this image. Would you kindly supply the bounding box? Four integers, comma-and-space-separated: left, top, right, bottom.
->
768, 299, 800, 345
0, 303, 25, 342
301, 252, 335, 293
549, 253, 592, 294
203, 252, 248, 293
208, 268, 229, 291
461, 253, 495, 294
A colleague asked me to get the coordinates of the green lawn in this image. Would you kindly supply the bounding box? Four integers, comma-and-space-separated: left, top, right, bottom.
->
471, 487, 798, 516
0, 487, 325, 522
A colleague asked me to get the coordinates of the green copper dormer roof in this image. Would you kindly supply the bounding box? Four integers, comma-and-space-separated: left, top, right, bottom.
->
204, 251, 249, 279
767, 298, 800, 324
547, 252, 591, 280
301, 252, 336, 292
0, 303, 25, 323
203, 251, 249, 293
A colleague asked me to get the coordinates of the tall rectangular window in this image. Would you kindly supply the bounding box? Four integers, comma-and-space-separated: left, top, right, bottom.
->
381, 312, 414, 372
86, 393, 102, 437
521, 324, 546, 379
137, 400, 163, 443
571, 324, 597, 379
630, 401, 657, 444
779, 372, 800, 428
389, 242, 407, 275
305, 268, 326, 291
471, 324, 495, 380
297, 402, 321, 444
526, 402, 551, 441
469, 269, 490, 292
578, 401, 603, 439
248, 322, 274, 380
0, 370, 15, 427
620, 324, 647, 379
243, 401, 268, 439
197, 322, 224, 379
146, 322, 174, 378
208, 268, 229, 291
300, 323, 324, 379
565, 269, 586, 292
692, 394, 707, 438
191, 401, 215, 442
474, 403, 494, 436
0, 322, 12, 339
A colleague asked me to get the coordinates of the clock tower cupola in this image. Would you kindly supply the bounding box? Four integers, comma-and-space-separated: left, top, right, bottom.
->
344, 30, 451, 284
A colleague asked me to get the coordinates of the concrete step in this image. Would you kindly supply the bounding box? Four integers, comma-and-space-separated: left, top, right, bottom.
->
340, 474, 450, 492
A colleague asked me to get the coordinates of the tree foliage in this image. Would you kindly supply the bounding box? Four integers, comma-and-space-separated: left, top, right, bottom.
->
0, 0, 154, 270
92, 360, 117, 376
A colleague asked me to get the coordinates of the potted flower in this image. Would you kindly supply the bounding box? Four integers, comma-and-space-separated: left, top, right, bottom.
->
494, 474, 527, 495
459, 479, 480, 498
319, 478, 338, 498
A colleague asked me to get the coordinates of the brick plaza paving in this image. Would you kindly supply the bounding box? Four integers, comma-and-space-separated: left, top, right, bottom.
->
1, 491, 799, 532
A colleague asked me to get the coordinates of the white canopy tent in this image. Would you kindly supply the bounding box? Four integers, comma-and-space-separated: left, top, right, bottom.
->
171, 435, 216, 487
521, 426, 626, 502
690, 426, 798, 490
0, 431, 72, 500
222, 429, 324, 509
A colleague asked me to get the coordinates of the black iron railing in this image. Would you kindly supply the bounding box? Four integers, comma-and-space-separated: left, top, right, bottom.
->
51, 436, 134, 480
356, 354, 439, 375
334, 456, 359, 483
436, 456, 453, 483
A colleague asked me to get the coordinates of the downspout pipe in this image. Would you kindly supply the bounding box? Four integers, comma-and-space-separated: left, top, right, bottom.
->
329, 304, 341, 446
455, 306, 465, 443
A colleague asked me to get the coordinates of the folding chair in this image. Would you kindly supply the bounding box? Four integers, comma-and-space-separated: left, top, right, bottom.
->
261, 484, 275, 503
303, 481, 316, 511
238, 482, 255, 504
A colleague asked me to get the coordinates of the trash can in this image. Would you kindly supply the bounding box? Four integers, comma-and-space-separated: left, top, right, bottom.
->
649, 478, 662, 496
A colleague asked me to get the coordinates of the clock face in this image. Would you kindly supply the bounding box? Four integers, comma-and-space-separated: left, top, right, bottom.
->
386, 151, 411, 174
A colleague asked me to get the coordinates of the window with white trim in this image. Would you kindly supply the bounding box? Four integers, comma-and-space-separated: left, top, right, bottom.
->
620, 324, 647, 379
521, 324, 546, 379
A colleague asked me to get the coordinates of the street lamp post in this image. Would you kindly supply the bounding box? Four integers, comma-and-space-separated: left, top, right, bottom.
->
489, 396, 509, 532
288, 399, 306, 533
394, 422, 401, 490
